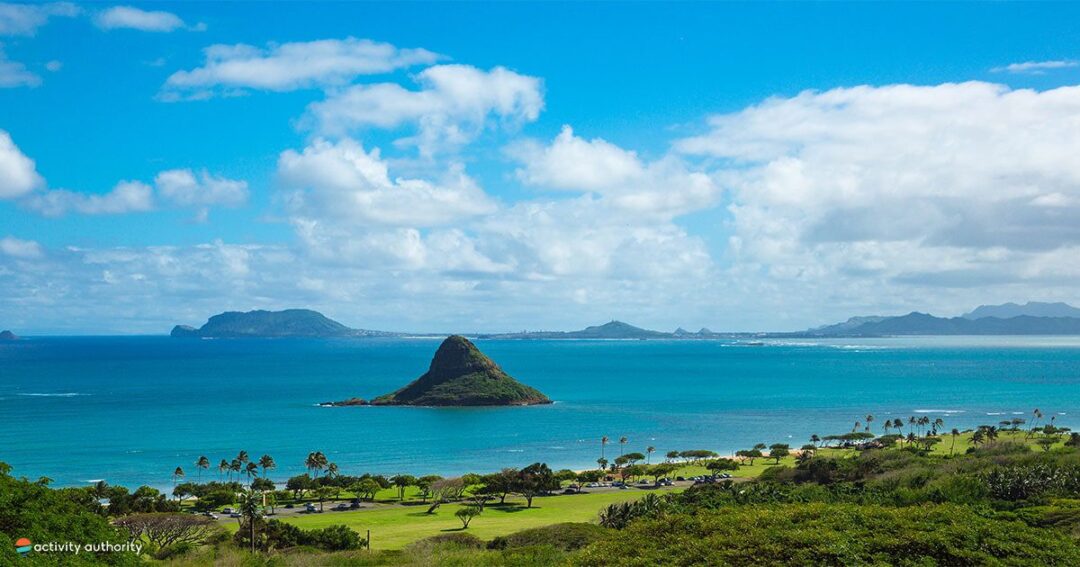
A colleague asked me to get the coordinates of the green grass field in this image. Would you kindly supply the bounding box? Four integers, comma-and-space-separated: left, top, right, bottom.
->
260, 488, 683, 550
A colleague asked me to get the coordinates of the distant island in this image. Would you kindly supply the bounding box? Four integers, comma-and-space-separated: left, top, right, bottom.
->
170, 309, 396, 338
800, 302, 1080, 337
0, 330, 18, 341
325, 335, 551, 407
173, 302, 1080, 341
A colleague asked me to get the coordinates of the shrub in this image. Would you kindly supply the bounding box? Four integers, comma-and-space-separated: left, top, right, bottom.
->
488, 522, 607, 551
576, 503, 1080, 566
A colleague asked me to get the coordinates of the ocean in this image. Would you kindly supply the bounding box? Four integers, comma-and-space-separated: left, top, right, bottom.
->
2, 335, 1079, 488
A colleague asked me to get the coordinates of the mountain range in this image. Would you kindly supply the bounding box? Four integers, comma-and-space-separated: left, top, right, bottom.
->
169, 302, 1080, 340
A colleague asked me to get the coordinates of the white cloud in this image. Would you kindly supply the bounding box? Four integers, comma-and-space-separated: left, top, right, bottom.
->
94, 5, 189, 32
155, 168, 249, 208
992, 60, 1078, 75
0, 130, 43, 197
45, 59, 61, 72
161, 37, 439, 99
0, 236, 42, 259
512, 125, 719, 219
0, 2, 79, 36
0, 46, 39, 87
25, 180, 155, 216
278, 137, 497, 227
307, 64, 543, 155
676, 81, 1080, 303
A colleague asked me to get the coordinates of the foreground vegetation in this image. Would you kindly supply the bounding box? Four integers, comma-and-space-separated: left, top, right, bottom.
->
5, 414, 1080, 565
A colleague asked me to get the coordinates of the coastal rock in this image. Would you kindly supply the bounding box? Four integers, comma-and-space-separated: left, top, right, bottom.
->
319, 397, 369, 407
0, 330, 18, 340
370, 335, 551, 406
170, 325, 199, 338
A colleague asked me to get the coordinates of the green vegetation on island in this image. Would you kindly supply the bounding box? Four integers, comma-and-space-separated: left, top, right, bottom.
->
368, 335, 551, 406
0, 329, 17, 340
170, 309, 393, 338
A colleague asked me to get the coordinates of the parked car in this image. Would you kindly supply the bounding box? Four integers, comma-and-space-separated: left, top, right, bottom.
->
585, 482, 599, 488
202, 512, 219, 519
675, 476, 686, 481
349, 502, 361, 509
333, 503, 350, 511
229, 512, 242, 518
305, 503, 318, 512
221, 507, 234, 515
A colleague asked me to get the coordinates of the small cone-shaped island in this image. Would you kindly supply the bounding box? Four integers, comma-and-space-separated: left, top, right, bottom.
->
373, 335, 551, 406
323, 335, 550, 407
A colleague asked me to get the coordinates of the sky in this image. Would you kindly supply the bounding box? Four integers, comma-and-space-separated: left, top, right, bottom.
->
2, 2, 1080, 334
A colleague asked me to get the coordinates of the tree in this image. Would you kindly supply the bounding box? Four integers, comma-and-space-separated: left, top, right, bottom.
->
1037, 437, 1056, 452
172, 467, 184, 490
665, 450, 679, 462
601, 436, 609, 460
646, 446, 656, 464
810, 434, 821, 447
768, 443, 790, 464
736, 449, 762, 466
480, 469, 516, 504
115, 513, 222, 557
350, 478, 381, 502
218, 459, 230, 482
306, 451, 328, 480
950, 428, 960, 456
286, 474, 313, 500
623, 452, 646, 465
314, 486, 335, 512
172, 482, 196, 507
649, 463, 678, 482
195, 456, 209, 483
619, 436, 628, 456
456, 505, 481, 529
865, 414, 874, 432
597, 458, 609, 471
237, 490, 261, 553
258, 454, 276, 480
416, 475, 443, 503
244, 462, 259, 484
237, 450, 250, 465
514, 463, 558, 508
391, 474, 416, 500
706, 459, 740, 474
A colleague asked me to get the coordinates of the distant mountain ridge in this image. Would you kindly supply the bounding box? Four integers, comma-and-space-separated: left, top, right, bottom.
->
171, 309, 395, 338
478, 320, 697, 340
802, 302, 1080, 337
963, 302, 1080, 320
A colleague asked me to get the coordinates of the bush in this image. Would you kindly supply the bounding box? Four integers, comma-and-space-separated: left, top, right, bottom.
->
488, 522, 607, 551
576, 503, 1080, 566
412, 532, 485, 549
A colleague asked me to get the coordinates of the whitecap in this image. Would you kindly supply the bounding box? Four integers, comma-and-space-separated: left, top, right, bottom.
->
913, 409, 964, 414
506, 449, 524, 453
17, 392, 87, 397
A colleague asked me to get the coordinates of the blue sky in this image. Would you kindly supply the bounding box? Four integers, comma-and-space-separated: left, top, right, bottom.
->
2, 2, 1080, 334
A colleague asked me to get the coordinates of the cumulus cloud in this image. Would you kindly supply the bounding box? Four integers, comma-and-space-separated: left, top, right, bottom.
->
0, 2, 79, 36
306, 64, 543, 155
25, 180, 155, 216
0, 235, 42, 259
0, 130, 43, 197
94, 5, 192, 32
278, 137, 497, 227
0, 46, 40, 87
161, 37, 439, 99
155, 168, 249, 207
677, 81, 1080, 304
512, 125, 719, 219
992, 60, 1078, 75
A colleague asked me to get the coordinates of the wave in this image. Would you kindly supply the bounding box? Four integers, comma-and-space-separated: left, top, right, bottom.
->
17, 392, 87, 397
505, 449, 524, 453
913, 409, 964, 414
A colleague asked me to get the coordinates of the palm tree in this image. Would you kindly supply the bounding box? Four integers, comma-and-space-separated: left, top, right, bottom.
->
646, 446, 655, 464
597, 457, 608, 471
601, 436, 609, 460
306, 451, 328, 479
237, 450, 250, 465
172, 466, 184, 488
933, 418, 945, 436
245, 461, 259, 484
950, 428, 960, 456
258, 454, 276, 480
865, 414, 874, 432
237, 490, 261, 553
218, 459, 229, 482
230, 459, 242, 481
882, 421, 891, 436
195, 456, 209, 483
619, 436, 628, 456
908, 416, 917, 437
852, 421, 861, 433
326, 462, 339, 479
810, 434, 821, 447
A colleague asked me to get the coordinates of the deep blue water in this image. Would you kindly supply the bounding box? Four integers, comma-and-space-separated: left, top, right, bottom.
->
2, 336, 1079, 488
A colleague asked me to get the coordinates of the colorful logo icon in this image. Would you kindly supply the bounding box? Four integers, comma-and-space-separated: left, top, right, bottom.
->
15, 538, 32, 556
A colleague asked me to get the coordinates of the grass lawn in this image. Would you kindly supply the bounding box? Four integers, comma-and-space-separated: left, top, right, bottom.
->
254, 488, 682, 550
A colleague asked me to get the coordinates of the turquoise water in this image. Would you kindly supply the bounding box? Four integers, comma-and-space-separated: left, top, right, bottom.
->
2, 336, 1079, 488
